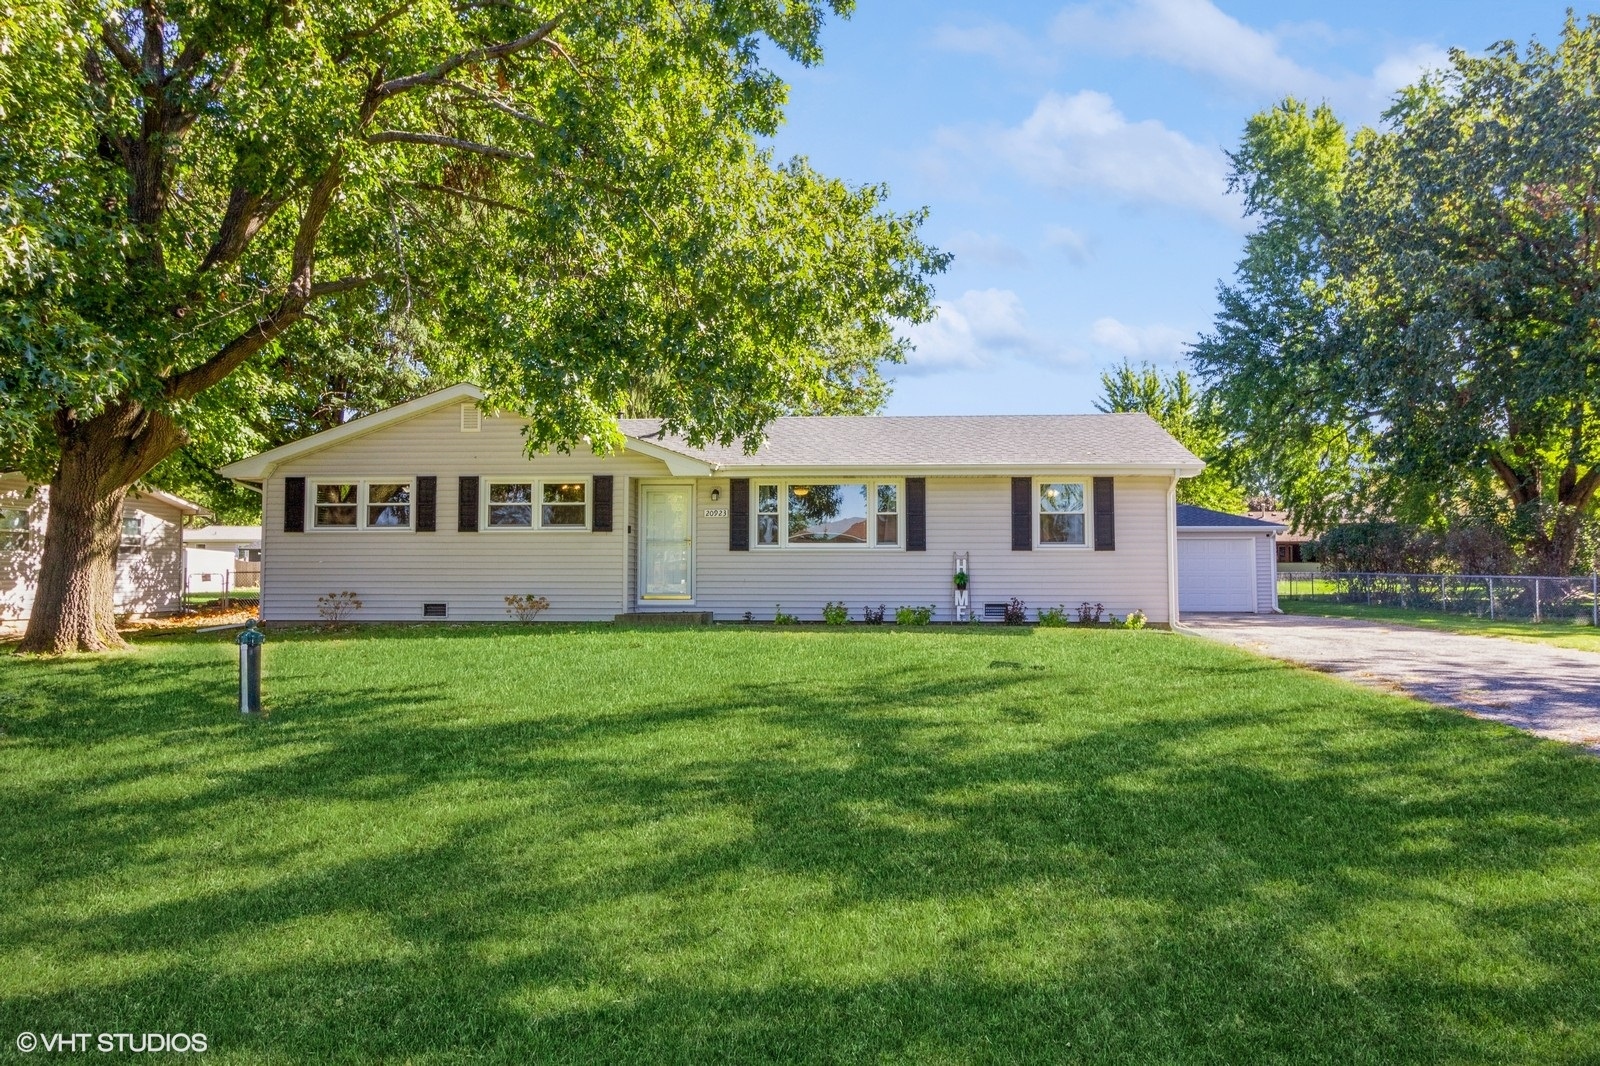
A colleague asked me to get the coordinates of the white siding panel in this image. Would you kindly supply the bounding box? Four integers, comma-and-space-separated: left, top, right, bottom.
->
1257, 534, 1277, 612
672, 475, 1175, 624
261, 406, 669, 622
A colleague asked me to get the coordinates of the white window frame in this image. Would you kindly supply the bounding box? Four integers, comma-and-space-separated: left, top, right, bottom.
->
750, 479, 905, 550
0, 505, 31, 552
310, 479, 415, 531
481, 477, 591, 532
120, 513, 144, 551
1035, 478, 1091, 549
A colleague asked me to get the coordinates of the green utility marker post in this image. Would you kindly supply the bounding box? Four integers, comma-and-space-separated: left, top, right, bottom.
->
237, 620, 264, 715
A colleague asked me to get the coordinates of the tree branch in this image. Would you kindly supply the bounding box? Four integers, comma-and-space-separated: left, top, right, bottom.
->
310, 275, 373, 296
368, 130, 535, 162
198, 187, 285, 273
411, 180, 535, 215
373, 14, 563, 99
443, 81, 552, 128
98, 21, 142, 79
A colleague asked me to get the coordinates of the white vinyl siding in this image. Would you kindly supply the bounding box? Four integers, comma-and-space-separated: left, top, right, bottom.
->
260, 405, 667, 622
668, 475, 1175, 624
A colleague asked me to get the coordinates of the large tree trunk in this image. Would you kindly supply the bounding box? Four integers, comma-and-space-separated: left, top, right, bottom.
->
18, 406, 183, 654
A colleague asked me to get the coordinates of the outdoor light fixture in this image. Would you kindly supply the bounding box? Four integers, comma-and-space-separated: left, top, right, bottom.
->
711, 487, 721, 501
793, 486, 810, 497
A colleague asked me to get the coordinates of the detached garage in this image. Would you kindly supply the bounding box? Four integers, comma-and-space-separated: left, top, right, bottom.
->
1176, 505, 1286, 615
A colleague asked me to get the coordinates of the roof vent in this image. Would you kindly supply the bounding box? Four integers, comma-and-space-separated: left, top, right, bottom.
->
982, 602, 1007, 622
460, 404, 481, 433
422, 602, 448, 618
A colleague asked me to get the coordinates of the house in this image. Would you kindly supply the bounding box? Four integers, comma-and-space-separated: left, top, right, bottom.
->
0, 474, 207, 627
1174, 505, 1286, 614
184, 524, 263, 595
218, 383, 1218, 625
1247, 509, 1319, 572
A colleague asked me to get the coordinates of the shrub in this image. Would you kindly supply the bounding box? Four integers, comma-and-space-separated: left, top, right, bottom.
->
773, 605, 800, 625
1036, 605, 1069, 627
823, 601, 850, 625
894, 604, 934, 625
861, 604, 887, 625
1123, 609, 1148, 629
316, 590, 363, 624
504, 594, 550, 622
1002, 597, 1027, 625
1076, 601, 1105, 624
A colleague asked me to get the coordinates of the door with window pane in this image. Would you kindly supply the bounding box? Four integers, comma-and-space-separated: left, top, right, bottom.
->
640, 484, 693, 600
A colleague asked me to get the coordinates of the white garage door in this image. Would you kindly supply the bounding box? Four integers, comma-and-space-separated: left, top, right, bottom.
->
1178, 537, 1256, 613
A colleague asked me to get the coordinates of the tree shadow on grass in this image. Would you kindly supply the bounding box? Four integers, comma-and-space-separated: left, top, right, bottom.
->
2, 635, 1598, 1063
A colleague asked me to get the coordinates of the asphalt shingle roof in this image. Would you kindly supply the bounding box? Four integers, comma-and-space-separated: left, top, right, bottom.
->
619, 412, 1201, 470
1176, 504, 1286, 529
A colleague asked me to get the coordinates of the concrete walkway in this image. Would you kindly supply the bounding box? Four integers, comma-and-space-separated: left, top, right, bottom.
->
1183, 614, 1600, 751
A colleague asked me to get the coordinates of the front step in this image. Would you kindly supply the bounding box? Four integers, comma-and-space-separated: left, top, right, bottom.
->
614, 611, 714, 625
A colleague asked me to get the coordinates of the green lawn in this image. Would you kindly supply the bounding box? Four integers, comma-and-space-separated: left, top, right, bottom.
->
2, 625, 1598, 1064
1281, 598, 1600, 654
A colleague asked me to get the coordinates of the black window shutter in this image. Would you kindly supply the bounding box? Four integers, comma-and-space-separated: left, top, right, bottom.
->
415, 476, 437, 532
592, 475, 614, 532
1093, 476, 1115, 551
283, 476, 306, 533
905, 477, 927, 551
1011, 476, 1032, 551
729, 478, 749, 551
458, 476, 479, 532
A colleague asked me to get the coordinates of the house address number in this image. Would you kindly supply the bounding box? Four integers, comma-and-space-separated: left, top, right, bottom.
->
703, 507, 729, 518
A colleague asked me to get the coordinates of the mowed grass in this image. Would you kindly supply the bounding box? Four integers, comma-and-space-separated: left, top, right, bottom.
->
1281, 598, 1600, 654
2, 625, 1598, 1064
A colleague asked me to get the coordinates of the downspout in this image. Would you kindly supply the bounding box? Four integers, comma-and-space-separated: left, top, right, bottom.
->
1167, 471, 1180, 628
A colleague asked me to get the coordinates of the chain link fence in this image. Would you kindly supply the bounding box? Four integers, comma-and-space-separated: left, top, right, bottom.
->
1279, 571, 1600, 625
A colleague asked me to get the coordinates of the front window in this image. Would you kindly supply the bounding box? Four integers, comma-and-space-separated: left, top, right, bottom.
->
1038, 482, 1086, 546
314, 483, 359, 527
121, 514, 143, 550
0, 506, 29, 551
541, 482, 587, 528
876, 484, 900, 546
366, 482, 412, 528
484, 479, 588, 530
487, 482, 534, 527
752, 480, 902, 548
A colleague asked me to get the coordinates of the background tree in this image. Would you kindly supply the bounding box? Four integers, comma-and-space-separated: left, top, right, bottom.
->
1195, 20, 1600, 572
1095, 360, 1248, 512
0, 0, 947, 652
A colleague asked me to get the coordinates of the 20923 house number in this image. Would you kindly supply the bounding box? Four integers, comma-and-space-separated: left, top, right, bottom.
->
703, 507, 729, 518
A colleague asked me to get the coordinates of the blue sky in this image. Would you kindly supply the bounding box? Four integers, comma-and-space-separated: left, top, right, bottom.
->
763, 0, 1576, 415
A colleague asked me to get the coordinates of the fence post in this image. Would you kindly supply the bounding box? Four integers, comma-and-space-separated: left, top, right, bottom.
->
1441, 574, 1448, 611
1593, 572, 1598, 628
1534, 577, 1541, 623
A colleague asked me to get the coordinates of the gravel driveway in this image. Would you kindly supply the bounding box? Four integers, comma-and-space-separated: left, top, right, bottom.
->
1183, 613, 1600, 751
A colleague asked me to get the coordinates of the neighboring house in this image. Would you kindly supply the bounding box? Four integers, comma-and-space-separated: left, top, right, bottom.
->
184, 525, 263, 593
1175, 505, 1287, 614
219, 383, 1217, 625
0, 474, 207, 627
1248, 509, 1319, 572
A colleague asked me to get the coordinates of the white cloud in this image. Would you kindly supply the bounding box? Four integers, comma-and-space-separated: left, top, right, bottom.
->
1043, 225, 1092, 264
1369, 43, 1451, 102
928, 20, 1050, 71
1051, 0, 1327, 96
945, 230, 1031, 269
1090, 316, 1190, 361
987, 90, 1241, 224
902, 289, 1073, 374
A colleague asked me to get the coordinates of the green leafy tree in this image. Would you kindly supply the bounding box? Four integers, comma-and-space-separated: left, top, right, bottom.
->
0, 0, 947, 652
1094, 360, 1246, 512
1196, 21, 1600, 572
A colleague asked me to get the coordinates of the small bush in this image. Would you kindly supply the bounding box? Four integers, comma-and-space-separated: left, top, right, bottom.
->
773, 605, 800, 625
742, 611, 755, 623
1076, 601, 1105, 624
1036, 605, 1069, 627
1123, 609, 1148, 629
1002, 597, 1028, 625
823, 601, 850, 625
895, 604, 934, 625
861, 604, 887, 625
504, 594, 550, 622
316, 590, 363, 624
